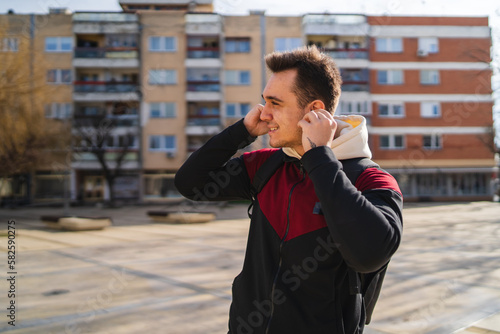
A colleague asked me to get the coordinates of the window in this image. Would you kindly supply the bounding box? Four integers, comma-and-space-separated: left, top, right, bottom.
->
45, 37, 73, 52
378, 103, 404, 117
149, 36, 177, 52
380, 135, 405, 150
225, 70, 250, 85
149, 135, 176, 152
451, 173, 488, 195
421, 102, 441, 118
420, 70, 440, 85
149, 70, 177, 85
423, 134, 442, 150
150, 103, 176, 118
143, 175, 180, 198
225, 38, 251, 53
1, 38, 18, 52
226, 103, 251, 118
338, 101, 370, 115
418, 37, 439, 54
375, 38, 403, 53
44, 103, 72, 119
377, 70, 403, 85
274, 38, 302, 52
61, 70, 71, 83
47, 69, 72, 84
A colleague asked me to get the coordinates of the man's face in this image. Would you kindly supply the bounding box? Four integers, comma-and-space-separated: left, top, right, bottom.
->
261, 69, 308, 155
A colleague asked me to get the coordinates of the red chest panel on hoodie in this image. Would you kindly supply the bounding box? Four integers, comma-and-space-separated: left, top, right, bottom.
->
243, 149, 327, 241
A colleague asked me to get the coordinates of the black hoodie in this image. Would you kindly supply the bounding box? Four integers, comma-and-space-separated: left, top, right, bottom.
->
175, 119, 403, 334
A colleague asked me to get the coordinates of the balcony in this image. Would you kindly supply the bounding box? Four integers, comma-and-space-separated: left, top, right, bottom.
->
73, 81, 140, 102
73, 47, 139, 68
74, 114, 139, 127
186, 69, 221, 101
186, 115, 221, 135
72, 150, 139, 170
323, 48, 368, 60
187, 81, 220, 92
302, 14, 369, 36
185, 13, 222, 35
186, 103, 220, 135
185, 47, 222, 67
187, 115, 220, 126
74, 47, 138, 58
342, 82, 369, 92
187, 47, 219, 59
340, 69, 369, 92
186, 91, 221, 102
74, 81, 137, 93
186, 35, 222, 67
73, 12, 139, 34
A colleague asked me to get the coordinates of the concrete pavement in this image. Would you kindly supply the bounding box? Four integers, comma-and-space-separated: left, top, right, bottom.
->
0, 201, 500, 333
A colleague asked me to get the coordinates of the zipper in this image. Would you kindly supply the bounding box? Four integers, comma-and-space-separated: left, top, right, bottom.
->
265, 169, 305, 334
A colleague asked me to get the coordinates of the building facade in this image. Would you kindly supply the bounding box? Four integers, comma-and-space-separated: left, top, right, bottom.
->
0, 1, 496, 204
366, 16, 494, 201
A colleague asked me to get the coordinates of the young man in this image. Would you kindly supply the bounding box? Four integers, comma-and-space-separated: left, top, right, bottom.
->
175, 46, 403, 334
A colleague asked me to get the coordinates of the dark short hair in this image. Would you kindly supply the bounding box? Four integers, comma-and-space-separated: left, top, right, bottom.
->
265, 45, 342, 113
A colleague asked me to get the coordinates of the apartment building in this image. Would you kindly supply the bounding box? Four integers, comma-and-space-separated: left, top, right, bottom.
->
0, 1, 495, 205
367, 16, 494, 201
71, 12, 141, 202
0, 10, 74, 205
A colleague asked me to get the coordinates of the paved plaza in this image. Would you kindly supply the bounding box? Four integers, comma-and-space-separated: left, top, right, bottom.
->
1, 201, 500, 334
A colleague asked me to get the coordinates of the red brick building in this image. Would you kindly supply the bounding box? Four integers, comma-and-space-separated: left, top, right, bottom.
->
365, 16, 495, 200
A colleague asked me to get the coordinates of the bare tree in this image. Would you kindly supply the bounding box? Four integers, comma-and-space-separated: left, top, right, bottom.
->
0, 28, 69, 203
73, 113, 136, 207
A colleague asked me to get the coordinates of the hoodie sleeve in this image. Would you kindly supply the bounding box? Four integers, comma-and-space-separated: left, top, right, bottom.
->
174, 119, 256, 201
301, 146, 403, 273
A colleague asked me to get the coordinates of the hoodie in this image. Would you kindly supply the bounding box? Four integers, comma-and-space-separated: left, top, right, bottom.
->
283, 114, 372, 160
174, 118, 403, 334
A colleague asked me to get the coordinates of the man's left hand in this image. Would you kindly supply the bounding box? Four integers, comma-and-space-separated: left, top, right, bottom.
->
298, 110, 337, 153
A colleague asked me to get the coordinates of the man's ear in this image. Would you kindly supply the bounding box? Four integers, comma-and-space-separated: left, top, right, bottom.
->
308, 100, 326, 111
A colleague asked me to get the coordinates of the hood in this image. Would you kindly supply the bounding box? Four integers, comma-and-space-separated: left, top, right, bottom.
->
282, 114, 372, 160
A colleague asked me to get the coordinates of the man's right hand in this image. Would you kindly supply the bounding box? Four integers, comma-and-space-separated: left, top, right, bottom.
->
243, 104, 268, 137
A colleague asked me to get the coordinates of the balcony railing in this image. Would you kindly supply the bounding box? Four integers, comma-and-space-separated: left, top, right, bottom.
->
187, 115, 220, 126
73, 151, 139, 163
303, 14, 366, 25
185, 13, 222, 24
187, 81, 220, 92
74, 47, 138, 59
187, 47, 220, 59
74, 114, 139, 127
74, 81, 138, 93
73, 13, 138, 23
323, 48, 368, 60
342, 82, 369, 92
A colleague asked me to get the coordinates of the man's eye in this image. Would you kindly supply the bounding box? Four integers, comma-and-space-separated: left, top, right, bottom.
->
271, 101, 279, 106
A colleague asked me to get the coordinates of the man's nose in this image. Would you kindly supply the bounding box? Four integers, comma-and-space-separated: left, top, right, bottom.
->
260, 104, 273, 122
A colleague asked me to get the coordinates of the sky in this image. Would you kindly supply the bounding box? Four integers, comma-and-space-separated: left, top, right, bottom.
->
0, 0, 499, 20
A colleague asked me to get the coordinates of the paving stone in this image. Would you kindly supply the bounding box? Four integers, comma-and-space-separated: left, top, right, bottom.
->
1, 202, 500, 333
